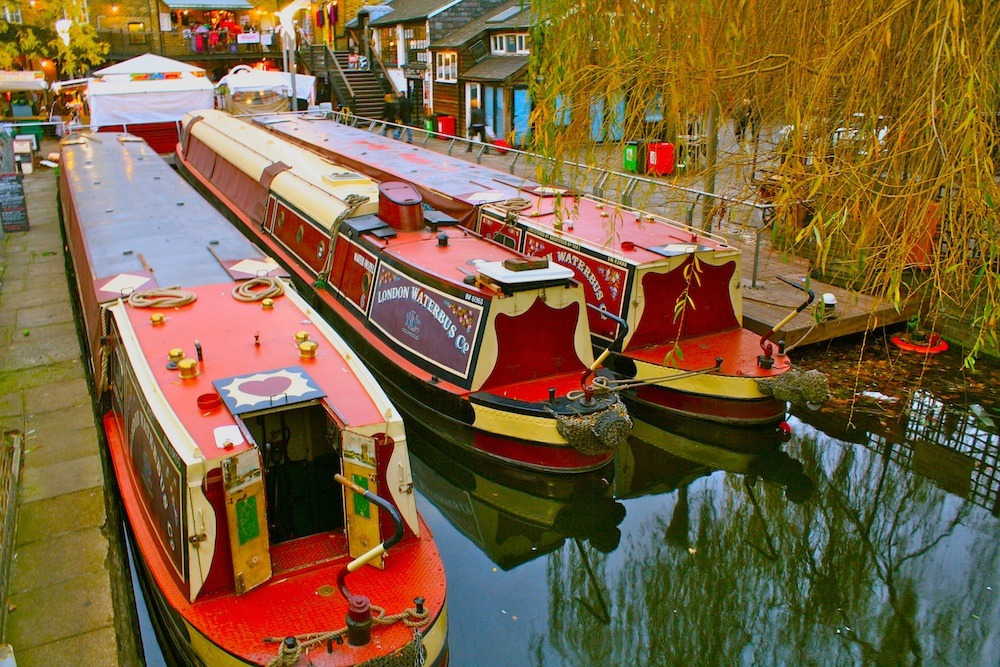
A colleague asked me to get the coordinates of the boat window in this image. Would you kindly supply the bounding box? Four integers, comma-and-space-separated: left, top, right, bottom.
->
241, 403, 344, 545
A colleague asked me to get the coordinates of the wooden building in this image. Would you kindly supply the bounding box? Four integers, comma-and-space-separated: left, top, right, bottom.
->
428, 0, 533, 145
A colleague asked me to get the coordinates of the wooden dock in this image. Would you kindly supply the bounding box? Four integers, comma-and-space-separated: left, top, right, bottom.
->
729, 231, 921, 348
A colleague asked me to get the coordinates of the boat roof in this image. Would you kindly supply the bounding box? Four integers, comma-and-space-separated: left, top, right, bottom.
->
111, 284, 390, 465
251, 114, 734, 265
60, 134, 282, 296
185, 109, 381, 229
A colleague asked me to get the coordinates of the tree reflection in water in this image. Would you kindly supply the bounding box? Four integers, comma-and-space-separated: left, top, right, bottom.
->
411, 389, 998, 667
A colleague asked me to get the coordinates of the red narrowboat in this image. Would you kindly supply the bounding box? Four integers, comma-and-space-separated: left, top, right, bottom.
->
175, 110, 632, 473
250, 113, 796, 426
59, 133, 447, 665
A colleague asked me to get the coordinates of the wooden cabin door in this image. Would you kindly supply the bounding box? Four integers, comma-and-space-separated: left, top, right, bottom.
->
222, 447, 273, 594
341, 430, 384, 568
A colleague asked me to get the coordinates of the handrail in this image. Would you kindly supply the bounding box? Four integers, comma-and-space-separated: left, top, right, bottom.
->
581, 304, 630, 391
368, 49, 399, 97
333, 473, 404, 601
325, 46, 355, 100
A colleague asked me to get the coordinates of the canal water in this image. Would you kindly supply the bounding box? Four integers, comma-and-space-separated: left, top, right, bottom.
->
408, 393, 998, 665
133, 364, 999, 666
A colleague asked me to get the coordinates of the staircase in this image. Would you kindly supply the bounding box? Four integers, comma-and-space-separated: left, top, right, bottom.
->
299, 45, 390, 119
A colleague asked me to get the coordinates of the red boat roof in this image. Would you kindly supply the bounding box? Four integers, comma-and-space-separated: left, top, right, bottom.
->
253, 114, 734, 264
113, 284, 389, 463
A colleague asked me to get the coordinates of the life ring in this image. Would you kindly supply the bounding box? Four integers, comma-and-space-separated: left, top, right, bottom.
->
891, 333, 948, 354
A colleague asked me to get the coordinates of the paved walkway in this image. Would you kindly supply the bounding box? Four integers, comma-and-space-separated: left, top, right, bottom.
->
0, 163, 142, 665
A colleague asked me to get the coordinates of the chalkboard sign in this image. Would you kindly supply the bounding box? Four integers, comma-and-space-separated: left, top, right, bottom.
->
0, 172, 29, 233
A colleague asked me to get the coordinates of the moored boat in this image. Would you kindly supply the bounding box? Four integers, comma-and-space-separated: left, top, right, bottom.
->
248, 113, 807, 426
59, 133, 447, 666
175, 110, 633, 473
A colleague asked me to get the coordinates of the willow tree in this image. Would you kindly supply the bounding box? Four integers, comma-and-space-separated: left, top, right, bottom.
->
528, 0, 1000, 362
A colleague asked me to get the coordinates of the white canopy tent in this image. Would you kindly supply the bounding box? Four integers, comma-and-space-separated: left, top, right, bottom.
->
216, 66, 316, 114
87, 55, 214, 129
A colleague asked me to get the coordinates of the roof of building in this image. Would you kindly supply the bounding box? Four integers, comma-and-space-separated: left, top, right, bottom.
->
432, 0, 533, 48
461, 54, 529, 82
369, 0, 464, 26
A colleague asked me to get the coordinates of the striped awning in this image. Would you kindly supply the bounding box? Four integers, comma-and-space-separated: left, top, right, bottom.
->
161, 0, 252, 9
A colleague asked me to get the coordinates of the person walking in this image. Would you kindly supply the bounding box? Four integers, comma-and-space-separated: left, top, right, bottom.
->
467, 100, 488, 153
394, 92, 413, 143
380, 93, 398, 136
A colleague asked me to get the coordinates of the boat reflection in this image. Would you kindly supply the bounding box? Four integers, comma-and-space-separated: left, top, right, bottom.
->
407, 420, 626, 570
616, 417, 815, 505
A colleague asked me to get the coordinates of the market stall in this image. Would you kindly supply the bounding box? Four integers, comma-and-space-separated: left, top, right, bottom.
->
0, 71, 52, 147
87, 54, 214, 152
216, 65, 315, 114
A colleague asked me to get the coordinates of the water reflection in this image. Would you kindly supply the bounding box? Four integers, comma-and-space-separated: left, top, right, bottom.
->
410, 397, 998, 666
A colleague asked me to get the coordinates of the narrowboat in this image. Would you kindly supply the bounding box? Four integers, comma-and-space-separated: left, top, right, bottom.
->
248, 113, 800, 426
59, 133, 447, 666
175, 110, 632, 473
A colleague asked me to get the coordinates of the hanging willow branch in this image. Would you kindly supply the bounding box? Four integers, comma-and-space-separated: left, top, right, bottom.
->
528, 0, 1000, 363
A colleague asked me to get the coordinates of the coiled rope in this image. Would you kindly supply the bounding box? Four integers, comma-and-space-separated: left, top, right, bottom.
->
126, 288, 198, 309
232, 277, 285, 302
265, 605, 430, 667
497, 197, 532, 212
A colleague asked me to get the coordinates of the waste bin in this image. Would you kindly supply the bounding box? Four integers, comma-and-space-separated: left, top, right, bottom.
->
646, 142, 675, 176
624, 141, 646, 173
423, 114, 439, 138
436, 115, 456, 138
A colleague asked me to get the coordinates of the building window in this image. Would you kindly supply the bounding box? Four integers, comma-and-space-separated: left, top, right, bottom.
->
404, 23, 428, 65
379, 27, 397, 65
3, 6, 23, 23
435, 52, 457, 82
491, 33, 529, 54
127, 22, 146, 45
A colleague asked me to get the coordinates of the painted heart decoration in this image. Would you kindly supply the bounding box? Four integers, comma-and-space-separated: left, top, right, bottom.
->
238, 376, 293, 397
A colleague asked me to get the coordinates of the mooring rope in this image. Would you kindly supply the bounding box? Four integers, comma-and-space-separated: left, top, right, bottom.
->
126, 287, 197, 309
264, 605, 430, 667
565, 364, 723, 401
232, 276, 285, 302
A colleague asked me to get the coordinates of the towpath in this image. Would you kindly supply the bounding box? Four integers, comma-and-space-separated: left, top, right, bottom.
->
0, 159, 142, 665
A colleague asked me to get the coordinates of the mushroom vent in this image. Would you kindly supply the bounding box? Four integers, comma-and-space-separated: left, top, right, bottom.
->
378, 181, 424, 231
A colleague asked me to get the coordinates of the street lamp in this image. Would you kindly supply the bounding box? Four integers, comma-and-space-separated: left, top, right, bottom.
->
276, 0, 309, 110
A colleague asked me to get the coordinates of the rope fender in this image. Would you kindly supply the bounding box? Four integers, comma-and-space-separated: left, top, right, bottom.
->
232, 276, 285, 302
549, 398, 633, 455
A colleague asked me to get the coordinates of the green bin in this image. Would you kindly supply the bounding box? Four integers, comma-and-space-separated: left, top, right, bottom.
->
624, 141, 646, 173
423, 115, 437, 137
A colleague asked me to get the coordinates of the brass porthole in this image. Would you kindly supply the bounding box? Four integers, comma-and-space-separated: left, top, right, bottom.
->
296, 225, 304, 243
276, 210, 285, 228
317, 241, 325, 259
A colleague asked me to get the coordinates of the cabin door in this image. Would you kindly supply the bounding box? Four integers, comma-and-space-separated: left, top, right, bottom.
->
221, 447, 273, 594
340, 429, 384, 567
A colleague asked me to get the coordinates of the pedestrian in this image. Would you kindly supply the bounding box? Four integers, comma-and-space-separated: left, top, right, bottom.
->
467, 100, 488, 152
347, 50, 358, 69
380, 93, 398, 136
394, 92, 413, 143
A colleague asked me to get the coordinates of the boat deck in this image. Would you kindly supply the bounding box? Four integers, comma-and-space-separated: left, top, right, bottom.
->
254, 114, 918, 348
119, 285, 387, 461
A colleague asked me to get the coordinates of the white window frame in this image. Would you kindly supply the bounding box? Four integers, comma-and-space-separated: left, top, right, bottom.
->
491, 33, 529, 55
435, 51, 457, 83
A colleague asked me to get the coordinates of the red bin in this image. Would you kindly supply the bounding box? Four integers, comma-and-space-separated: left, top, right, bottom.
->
646, 142, 675, 176
436, 115, 456, 138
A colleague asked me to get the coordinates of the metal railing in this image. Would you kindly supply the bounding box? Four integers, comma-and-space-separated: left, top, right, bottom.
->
334, 112, 774, 283
97, 28, 283, 59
